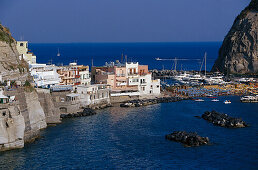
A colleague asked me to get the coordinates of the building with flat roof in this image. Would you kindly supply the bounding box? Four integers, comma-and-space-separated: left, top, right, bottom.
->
16, 41, 36, 64
91, 61, 160, 96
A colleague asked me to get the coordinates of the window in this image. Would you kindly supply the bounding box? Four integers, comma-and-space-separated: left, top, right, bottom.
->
156, 85, 160, 88
20, 43, 24, 46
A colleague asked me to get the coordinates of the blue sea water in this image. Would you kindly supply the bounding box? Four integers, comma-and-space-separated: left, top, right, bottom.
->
29, 42, 221, 71
0, 96, 257, 169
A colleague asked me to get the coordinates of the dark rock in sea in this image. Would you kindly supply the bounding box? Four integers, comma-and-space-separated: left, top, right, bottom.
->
165, 131, 209, 147
60, 108, 97, 119
202, 110, 248, 128
212, 0, 258, 74
120, 97, 183, 107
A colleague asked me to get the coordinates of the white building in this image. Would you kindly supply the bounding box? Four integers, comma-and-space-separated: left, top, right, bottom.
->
75, 84, 110, 107
30, 64, 61, 88
138, 73, 160, 95
126, 62, 160, 95
16, 41, 36, 64
79, 68, 91, 86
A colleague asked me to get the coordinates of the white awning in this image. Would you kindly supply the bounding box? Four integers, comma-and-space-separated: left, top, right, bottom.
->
66, 93, 80, 97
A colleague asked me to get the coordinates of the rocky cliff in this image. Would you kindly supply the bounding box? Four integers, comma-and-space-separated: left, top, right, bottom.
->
37, 89, 61, 124
0, 105, 25, 151
0, 23, 29, 81
0, 23, 48, 151
0, 88, 48, 151
212, 0, 258, 74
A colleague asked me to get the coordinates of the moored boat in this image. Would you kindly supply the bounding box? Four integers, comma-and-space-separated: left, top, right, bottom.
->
224, 100, 231, 104
195, 99, 204, 102
240, 95, 258, 103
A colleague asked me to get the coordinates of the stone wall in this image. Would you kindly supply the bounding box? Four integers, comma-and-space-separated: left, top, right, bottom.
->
37, 89, 61, 124
110, 95, 139, 103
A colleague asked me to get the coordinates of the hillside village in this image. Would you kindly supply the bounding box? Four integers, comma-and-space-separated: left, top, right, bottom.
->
1, 40, 163, 114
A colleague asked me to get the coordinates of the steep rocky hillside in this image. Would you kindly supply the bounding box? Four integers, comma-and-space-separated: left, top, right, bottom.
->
212, 0, 258, 74
0, 23, 29, 81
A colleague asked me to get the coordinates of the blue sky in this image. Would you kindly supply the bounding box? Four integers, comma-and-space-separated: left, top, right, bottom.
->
0, 0, 250, 43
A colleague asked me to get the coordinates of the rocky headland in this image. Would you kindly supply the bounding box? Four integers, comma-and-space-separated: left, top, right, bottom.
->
0, 23, 55, 151
212, 0, 258, 74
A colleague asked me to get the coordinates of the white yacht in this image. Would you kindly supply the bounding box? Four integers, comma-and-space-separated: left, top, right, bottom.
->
57, 48, 61, 57
195, 99, 204, 102
240, 95, 258, 103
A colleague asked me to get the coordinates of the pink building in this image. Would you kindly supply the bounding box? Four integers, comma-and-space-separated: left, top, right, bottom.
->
92, 62, 150, 91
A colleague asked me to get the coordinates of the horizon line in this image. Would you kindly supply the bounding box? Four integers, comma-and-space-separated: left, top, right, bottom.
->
28, 41, 223, 44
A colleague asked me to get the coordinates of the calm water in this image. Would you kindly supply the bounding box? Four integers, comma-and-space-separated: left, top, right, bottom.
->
29, 42, 221, 71
0, 96, 257, 169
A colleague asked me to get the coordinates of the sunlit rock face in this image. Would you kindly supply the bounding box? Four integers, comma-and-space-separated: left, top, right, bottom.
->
0, 106, 25, 151
212, 0, 258, 74
0, 23, 29, 81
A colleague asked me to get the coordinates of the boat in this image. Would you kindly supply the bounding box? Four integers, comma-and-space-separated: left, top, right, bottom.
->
195, 99, 204, 102
211, 99, 219, 102
240, 95, 258, 103
57, 48, 60, 57
224, 100, 231, 104
155, 57, 161, 61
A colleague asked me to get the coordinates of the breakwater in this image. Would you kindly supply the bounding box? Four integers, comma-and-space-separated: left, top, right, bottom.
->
120, 97, 185, 107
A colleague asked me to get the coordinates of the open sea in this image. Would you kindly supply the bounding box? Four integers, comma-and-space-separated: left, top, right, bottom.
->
29, 42, 221, 71
0, 96, 257, 169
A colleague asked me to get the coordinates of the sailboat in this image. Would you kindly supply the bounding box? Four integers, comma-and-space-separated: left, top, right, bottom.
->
57, 48, 60, 57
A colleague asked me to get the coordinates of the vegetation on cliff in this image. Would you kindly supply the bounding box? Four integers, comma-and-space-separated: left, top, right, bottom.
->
0, 23, 14, 44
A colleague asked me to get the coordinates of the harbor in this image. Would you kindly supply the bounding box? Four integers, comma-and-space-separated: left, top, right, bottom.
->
0, 95, 257, 169
0, 0, 257, 169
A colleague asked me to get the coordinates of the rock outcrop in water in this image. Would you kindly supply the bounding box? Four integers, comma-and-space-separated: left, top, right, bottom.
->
202, 110, 248, 128
120, 97, 183, 107
212, 0, 258, 74
165, 131, 209, 147
60, 108, 97, 118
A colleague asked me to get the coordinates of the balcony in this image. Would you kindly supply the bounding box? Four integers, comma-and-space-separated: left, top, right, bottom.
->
116, 74, 125, 77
